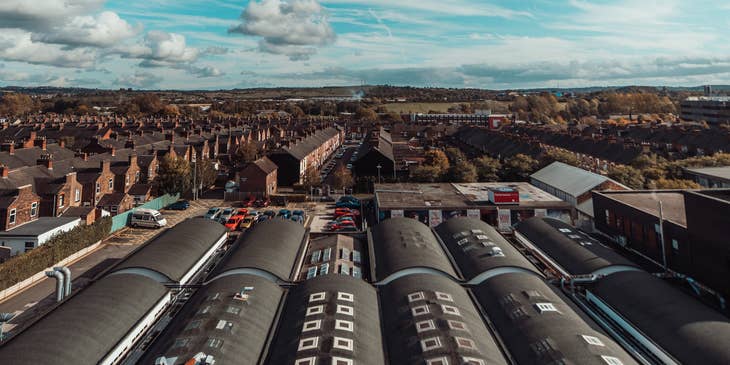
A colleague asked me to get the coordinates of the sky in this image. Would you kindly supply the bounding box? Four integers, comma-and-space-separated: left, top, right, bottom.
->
1, 0, 730, 90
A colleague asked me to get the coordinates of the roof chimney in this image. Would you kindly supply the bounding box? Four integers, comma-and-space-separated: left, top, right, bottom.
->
37, 153, 53, 170
1, 142, 14, 155
110, 147, 116, 157
59, 139, 66, 149
128, 153, 137, 168
34, 137, 47, 151
0, 165, 8, 178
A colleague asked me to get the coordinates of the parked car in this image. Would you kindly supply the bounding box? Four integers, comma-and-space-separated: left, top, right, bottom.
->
236, 208, 249, 217
335, 200, 360, 209
248, 210, 259, 217
334, 208, 360, 217
257, 215, 270, 223
335, 226, 358, 232
327, 219, 356, 229
218, 209, 235, 224
254, 198, 270, 208
239, 215, 256, 229
166, 200, 190, 210
204, 207, 221, 220
277, 209, 291, 219
224, 215, 244, 230
290, 215, 303, 224
292, 210, 306, 219
263, 210, 276, 217
339, 195, 359, 203
131, 208, 167, 228
243, 196, 256, 207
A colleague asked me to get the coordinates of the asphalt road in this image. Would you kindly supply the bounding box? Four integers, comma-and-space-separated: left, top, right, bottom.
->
0, 199, 221, 337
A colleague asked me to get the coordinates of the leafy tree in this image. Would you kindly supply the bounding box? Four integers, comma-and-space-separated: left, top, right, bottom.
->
235, 142, 259, 166
355, 106, 378, 121
502, 154, 539, 181
607, 165, 645, 189
653, 178, 701, 189
410, 165, 442, 183
423, 149, 450, 178
474, 156, 501, 182
156, 155, 192, 195
301, 166, 321, 192
332, 166, 354, 190
132, 93, 166, 115
0, 93, 36, 116
449, 160, 478, 183
544, 149, 580, 167
192, 158, 217, 193
444, 148, 466, 163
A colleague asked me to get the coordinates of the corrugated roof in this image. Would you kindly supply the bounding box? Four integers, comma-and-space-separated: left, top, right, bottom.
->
531, 162, 610, 198
685, 166, 730, 182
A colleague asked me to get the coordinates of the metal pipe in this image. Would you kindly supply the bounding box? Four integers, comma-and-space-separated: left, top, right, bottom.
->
55, 267, 72, 297
46, 270, 65, 302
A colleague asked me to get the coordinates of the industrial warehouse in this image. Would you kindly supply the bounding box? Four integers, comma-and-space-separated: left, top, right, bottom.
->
0, 214, 728, 365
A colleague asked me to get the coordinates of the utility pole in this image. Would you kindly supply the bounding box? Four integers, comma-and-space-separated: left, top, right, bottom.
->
192, 160, 197, 201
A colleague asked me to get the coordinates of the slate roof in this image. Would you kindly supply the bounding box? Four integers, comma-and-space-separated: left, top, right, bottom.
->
531, 162, 622, 198
281, 127, 340, 160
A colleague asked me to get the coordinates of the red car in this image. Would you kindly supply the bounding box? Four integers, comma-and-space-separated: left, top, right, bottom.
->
254, 198, 270, 208
236, 208, 248, 216
224, 215, 244, 230
243, 196, 256, 207
334, 208, 360, 217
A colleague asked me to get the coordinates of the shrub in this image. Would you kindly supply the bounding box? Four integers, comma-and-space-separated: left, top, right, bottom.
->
0, 217, 111, 291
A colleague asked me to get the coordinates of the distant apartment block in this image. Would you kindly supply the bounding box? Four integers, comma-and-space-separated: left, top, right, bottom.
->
680, 96, 730, 124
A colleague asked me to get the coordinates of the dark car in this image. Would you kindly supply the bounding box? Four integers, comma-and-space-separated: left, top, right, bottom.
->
166, 200, 190, 210
263, 210, 276, 217
339, 195, 359, 203
277, 209, 291, 219
335, 200, 360, 209
254, 198, 271, 208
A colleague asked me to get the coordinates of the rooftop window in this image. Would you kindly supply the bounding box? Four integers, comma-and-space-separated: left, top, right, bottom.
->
336, 304, 354, 316
558, 228, 571, 233
601, 356, 624, 365
435, 291, 454, 302
415, 319, 436, 333
582, 335, 605, 347
185, 320, 202, 331
420, 337, 443, 352
298, 337, 319, 351
302, 320, 322, 332
462, 357, 486, 365
426, 357, 449, 365
306, 305, 325, 316
331, 357, 353, 365
309, 292, 326, 302
207, 338, 224, 349
441, 305, 461, 316
447, 320, 469, 332
454, 336, 476, 350
534, 302, 559, 314
408, 291, 426, 303
225, 305, 241, 315
335, 319, 354, 332
333, 337, 354, 351
411, 305, 430, 317
215, 319, 233, 331
294, 357, 316, 365
337, 292, 354, 302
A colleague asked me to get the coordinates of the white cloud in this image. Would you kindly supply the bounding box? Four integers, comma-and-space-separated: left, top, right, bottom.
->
229, 0, 336, 60
114, 71, 163, 88
0, 0, 105, 30
33, 11, 140, 48
321, 0, 532, 19
120, 30, 199, 65
0, 30, 97, 68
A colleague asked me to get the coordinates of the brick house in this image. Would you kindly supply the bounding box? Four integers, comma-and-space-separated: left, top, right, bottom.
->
238, 157, 278, 197
0, 183, 41, 231
97, 192, 134, 216
267, 127, 343, 186
110, 154, 141, 194
77, 160, 117, 207
137, 155, 159, 183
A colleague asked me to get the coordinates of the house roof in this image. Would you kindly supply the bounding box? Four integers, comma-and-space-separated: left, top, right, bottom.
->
266, 275, 385, 365
127, 183, 152, 196
531, 162, 620, 198
97, 192, 128, 206
281, 127, 340, 160
473, 271, 637, 365
596, 191, 687, 227
370, 217, 459, 281
111, 218, 227, 283
0, 217, 79, 237
434, 217, 539, 281
591, 270, 730, 364
0, 274, 167, 365
252, 156, 278, 174
685, 166, 730, 183
379, 273, 508, 365
213, 219, 306, 281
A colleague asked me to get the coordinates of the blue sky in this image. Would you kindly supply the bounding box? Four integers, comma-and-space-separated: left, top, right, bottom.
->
1, 0, 730, 89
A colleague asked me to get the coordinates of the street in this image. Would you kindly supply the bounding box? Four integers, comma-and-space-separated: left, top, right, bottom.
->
0, 198, 221, 336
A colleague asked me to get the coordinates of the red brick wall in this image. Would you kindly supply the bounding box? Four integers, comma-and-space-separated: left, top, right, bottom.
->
0, 186, 40, 231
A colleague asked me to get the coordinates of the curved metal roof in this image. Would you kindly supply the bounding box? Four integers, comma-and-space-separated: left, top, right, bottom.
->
0, 274, 167, 365
591, 270, 730, 365
371, 217, 458, 281
266, 274, 385, 365
112, 218, 227, 282
139, 274, 284, 365
213, 219, 306, 281
515, 217, 637, 275
379, 273, 508, 365
473, 271, 637, 365
435, 217, 539, 281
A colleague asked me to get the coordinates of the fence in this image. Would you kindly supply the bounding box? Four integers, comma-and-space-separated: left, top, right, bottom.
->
110, 194, 180, 233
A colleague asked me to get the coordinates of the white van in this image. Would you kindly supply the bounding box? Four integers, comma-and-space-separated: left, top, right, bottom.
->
130, 208, 167, 228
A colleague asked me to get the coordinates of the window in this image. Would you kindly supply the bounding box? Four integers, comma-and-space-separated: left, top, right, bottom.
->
415, 320, 436, 333
426, 357, 449, 365
568, 234, 581, 239
461, 357, 486, 365
579, 241, 593, 246
475, 234, 489, 240
306, 266, 318, 279
340, 247, 350, 260
185, 320, 202, 331
456, 238, 469, 246
319, 263, 329, 275
309, 292, 326, 302
672, 239, 679, 251
605, 209, 611, 225
125, 174, 130, 186
207, 338, 224, 349
30, 202, 37, 217
311, 250, 321, 264
408, 291, 425, 303
601, 356, 624, 365
351, 266, 362, 278
226, 306, 241, 315
339, 263, 350, 275
108, 178, 113, 189
306, 305, 324, 316
454, 337, 476, 350
331, 357, 353, 365
523, 290, 542, 299
352, 250, 361, 263
558, 228, 571, 233
135, 171, 140, 182
441, 305, 461, 316
420, 337, 442, 352
535, 302, 559, 313
333, 337, 354, 351
172, 338, 189, 348
24, 242, 34, 251
336, 304, 354, 316
302, 320, 322, 332
298, 337, 319, 351
215, 320, 233, 331
198, 305, 211, 314
509, 307, 528, 320
337, 292, 354, 302
435, 291, 453, 302
582, 335, 605, 347
8, 209, 16, 224
411, 305, 430, 317
95, 182, 100, 194
294, 357, 316, 365
335, 319, 353, 332
447, 320, 469, 332
74, 188, 80, 202
323, 247, 332, 261
58, 194, 65, 207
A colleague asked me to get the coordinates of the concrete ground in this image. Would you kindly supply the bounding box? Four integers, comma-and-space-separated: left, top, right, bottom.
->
0, 198, 222, 338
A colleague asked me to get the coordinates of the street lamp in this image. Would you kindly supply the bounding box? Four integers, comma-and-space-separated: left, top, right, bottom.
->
376, 164, 382, 184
